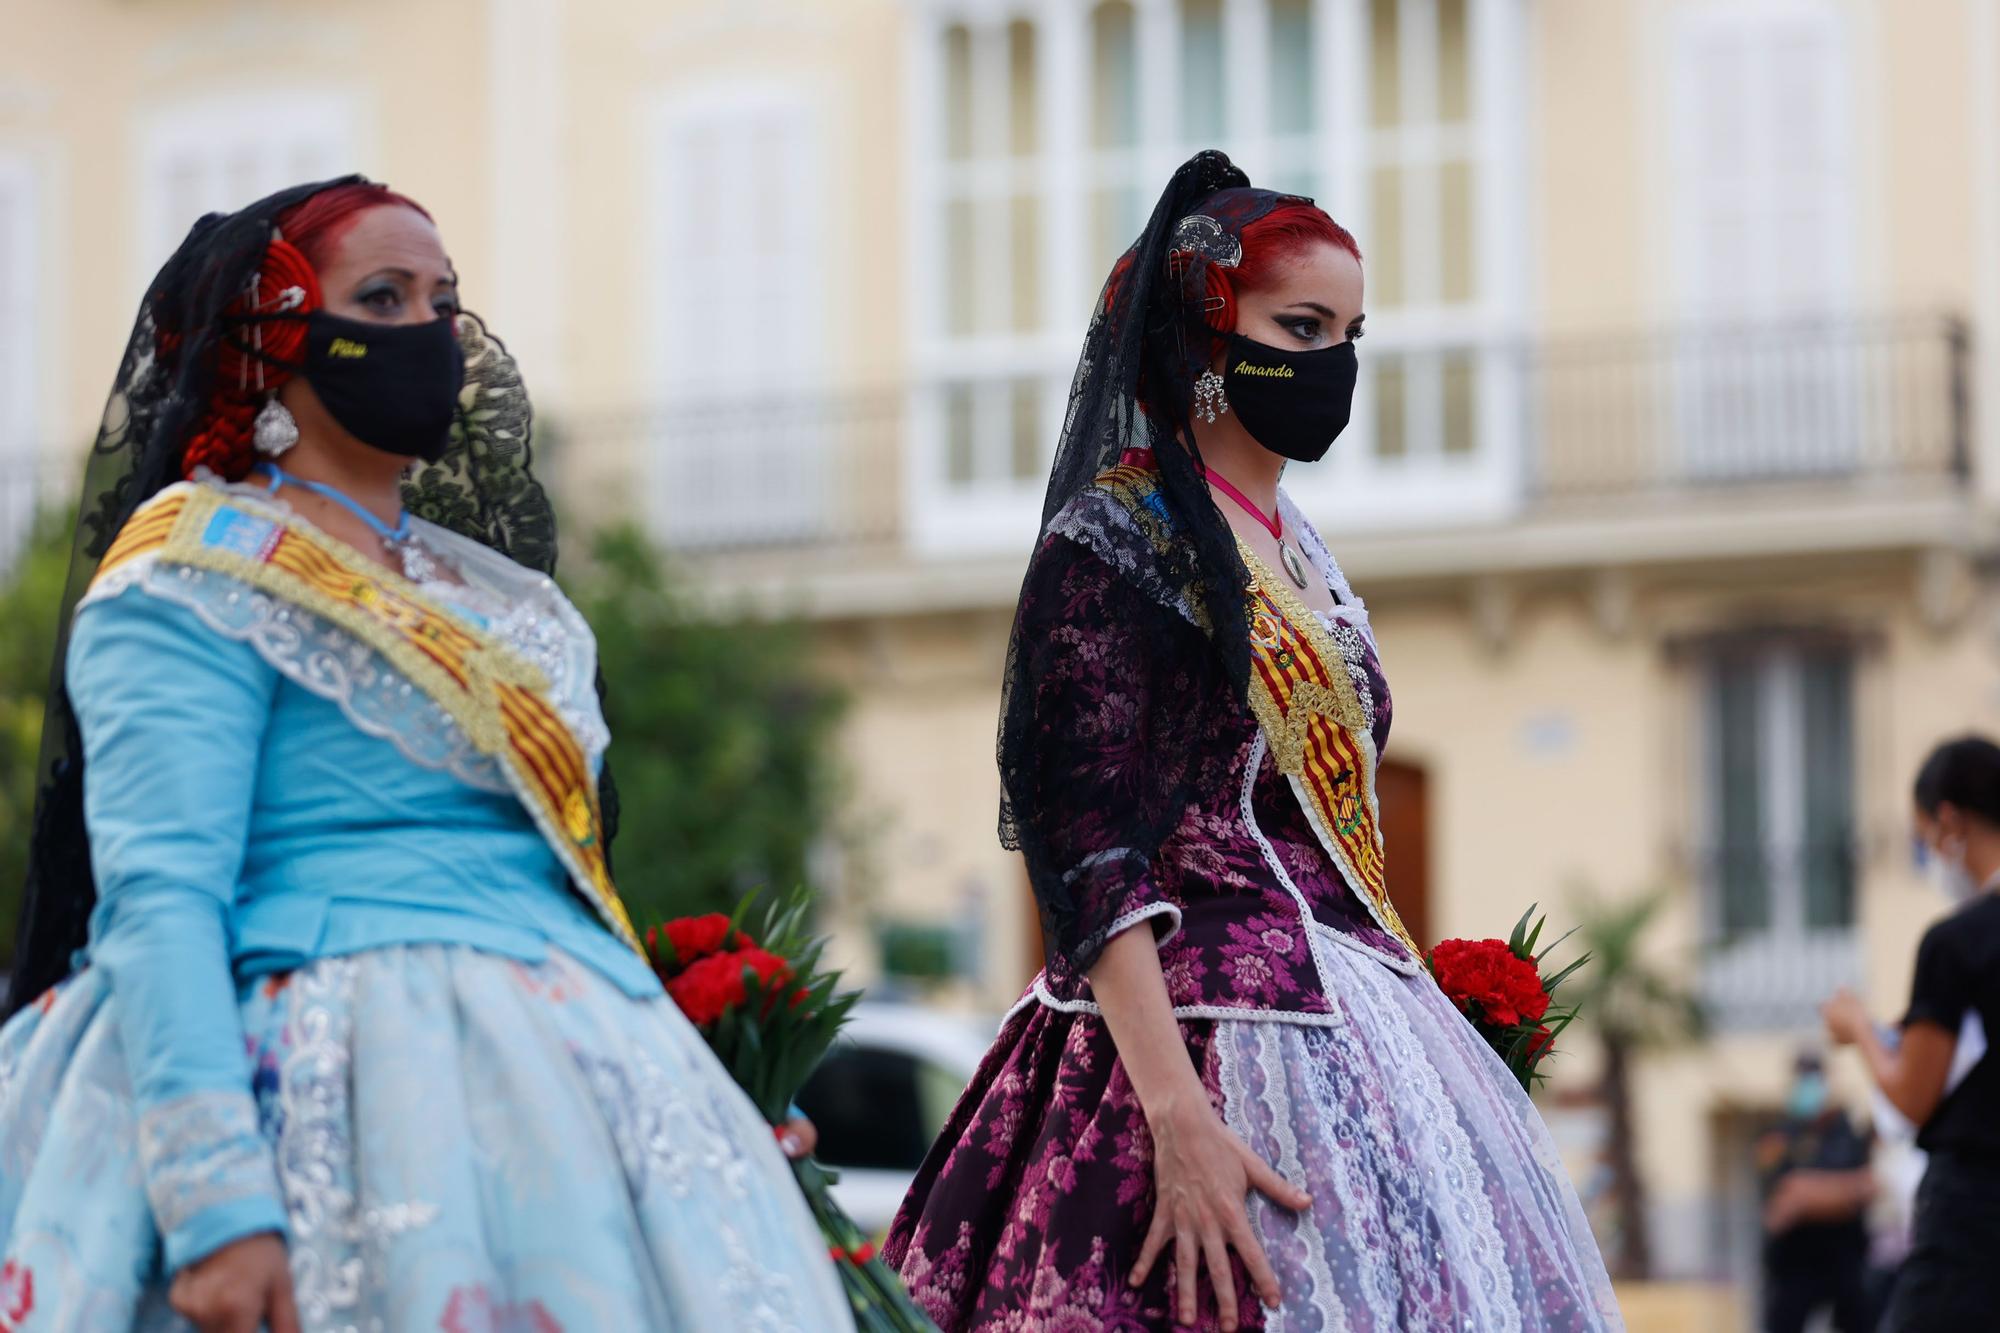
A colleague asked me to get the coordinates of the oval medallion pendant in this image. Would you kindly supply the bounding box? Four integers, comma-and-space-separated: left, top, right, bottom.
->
1279, 541, 1312, 590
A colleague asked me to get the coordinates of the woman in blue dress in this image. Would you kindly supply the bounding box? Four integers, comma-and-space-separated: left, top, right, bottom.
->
0, 178, 852, 1332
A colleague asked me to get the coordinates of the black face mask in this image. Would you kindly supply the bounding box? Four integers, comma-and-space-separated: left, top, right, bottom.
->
298, 311, 465, 462
1218, 333, 1357, 463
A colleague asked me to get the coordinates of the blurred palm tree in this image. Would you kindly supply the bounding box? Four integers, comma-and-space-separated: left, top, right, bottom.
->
1565, 889, 1705, 1280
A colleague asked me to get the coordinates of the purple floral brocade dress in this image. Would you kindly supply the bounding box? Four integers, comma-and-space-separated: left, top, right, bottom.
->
883, 482, 1622, 1332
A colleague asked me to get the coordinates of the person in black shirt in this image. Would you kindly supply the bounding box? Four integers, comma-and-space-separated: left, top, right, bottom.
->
1756, 1052, 1876, 1333
1823, 734, 2000, 1332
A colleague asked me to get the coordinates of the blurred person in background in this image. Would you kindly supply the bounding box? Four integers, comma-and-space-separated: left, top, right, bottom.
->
0, 179, 849, 1331
1823, 734, 2000, 1331
884, 150, 1619, 1332
1754, 1051, 1875, 1333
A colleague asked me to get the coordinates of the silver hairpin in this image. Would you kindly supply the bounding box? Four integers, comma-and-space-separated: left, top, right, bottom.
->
1170, 214, 1242, 270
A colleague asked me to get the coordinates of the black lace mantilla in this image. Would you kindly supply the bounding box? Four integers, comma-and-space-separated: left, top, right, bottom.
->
998, 150, 1309, 974
405, 312, 557, 575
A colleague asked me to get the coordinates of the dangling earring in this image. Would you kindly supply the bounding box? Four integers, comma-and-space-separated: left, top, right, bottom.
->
253, 397, 299, 457
1194, 369, 1230, 425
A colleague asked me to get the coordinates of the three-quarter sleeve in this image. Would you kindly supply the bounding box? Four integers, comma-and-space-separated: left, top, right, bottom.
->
1009, 535, 1205, 981
67, 586, 287, 1272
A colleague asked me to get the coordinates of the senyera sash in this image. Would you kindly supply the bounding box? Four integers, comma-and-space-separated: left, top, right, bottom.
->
95, 484, 643, 956
1092, 461, 1422, 960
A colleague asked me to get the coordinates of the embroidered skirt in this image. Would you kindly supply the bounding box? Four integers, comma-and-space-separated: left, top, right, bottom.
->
885, 933, 1622, 1332
0, 944, 854, 1332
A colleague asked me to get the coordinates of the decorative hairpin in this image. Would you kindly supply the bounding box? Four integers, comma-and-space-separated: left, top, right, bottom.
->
1168, 214, 1242, 270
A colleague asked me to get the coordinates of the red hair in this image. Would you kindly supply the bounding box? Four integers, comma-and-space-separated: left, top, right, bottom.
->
279, 183, 432, 270
182, 183, 434, 480
1194, 202, 1361, 345
1104, 198, 1360, 421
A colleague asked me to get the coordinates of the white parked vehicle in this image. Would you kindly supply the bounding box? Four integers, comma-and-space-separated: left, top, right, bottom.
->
795, 1000, 997, 1236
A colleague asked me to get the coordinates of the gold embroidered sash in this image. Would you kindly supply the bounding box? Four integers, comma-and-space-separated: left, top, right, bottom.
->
94, 485, 643, 955
1082, 461, 1421, 960
1239, 543, 1423, 961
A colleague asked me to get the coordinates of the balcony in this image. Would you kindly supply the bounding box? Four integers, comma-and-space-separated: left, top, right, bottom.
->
4, 314, 1968, 595
1692, 836, 1862, 1032
595, 313, 1972, 604
1532, 312, 1968, 504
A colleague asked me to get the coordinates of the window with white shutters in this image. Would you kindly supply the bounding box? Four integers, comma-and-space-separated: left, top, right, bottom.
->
645, 87, 830, 549
908, 0, 1528, 554
1697, 633, 1860, 1030
1670, 2, 1858, 479
136, 92, 357, 286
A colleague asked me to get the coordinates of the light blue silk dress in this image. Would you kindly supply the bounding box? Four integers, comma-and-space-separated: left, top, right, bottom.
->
0, 482, 852, 1331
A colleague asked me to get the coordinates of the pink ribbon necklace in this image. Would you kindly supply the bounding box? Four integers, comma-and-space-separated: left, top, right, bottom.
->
1205, 467, 1313, 590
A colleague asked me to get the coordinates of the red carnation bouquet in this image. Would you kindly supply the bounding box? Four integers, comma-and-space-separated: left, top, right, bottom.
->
646, 892, 938, 1333
1426, 905, 1588, 1092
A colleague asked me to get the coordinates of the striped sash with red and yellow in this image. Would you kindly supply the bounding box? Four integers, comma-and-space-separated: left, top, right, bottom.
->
92, 484, 642, 955
1238, 552, 1421, 960
1082, 461, 1420, 960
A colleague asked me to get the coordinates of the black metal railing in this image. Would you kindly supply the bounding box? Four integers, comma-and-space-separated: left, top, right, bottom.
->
574, 388, 905, 555
1692, 835, 1864, 1031
1532, 312, 1970, 501
3, 314, 1972, 567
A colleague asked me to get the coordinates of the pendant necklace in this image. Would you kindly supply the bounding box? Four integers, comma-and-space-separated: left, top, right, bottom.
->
1206, 468, 1313, 591
255, 463, 441, 583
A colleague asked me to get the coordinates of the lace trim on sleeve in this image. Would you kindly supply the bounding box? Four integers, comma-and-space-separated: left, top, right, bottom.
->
1048, 489, 1209, 629
138, 1089, 283, 1242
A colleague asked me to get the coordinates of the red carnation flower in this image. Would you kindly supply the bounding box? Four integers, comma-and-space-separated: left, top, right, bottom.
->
664, 947, 796, 1027
656, 914, 754, 972
665, 952, 745, 1026
1430, 937, 1549, 1027
738, 946, 793, 992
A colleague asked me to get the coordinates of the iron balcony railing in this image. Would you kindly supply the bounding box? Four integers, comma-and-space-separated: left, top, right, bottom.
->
1531, 312, 1970, 502
2, 313, 1972, 567
1692, 835, 1864, 1032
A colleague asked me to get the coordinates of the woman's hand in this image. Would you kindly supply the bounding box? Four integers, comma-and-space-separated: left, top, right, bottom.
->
1821, 988, 1871, 1047
169, 1232, 298, 1333
777, 1114, 818, 1160
1129, 1090, 1312, 1332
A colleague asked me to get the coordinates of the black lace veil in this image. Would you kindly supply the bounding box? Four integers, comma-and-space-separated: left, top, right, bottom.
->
997, 150, 1305, 969
6, 178, 594, 1015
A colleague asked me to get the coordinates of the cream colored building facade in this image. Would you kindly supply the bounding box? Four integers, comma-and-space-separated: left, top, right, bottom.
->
8, 0, 2000, 1301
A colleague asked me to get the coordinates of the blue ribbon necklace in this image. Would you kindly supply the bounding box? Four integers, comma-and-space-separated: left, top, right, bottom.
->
254, 463, 441, 582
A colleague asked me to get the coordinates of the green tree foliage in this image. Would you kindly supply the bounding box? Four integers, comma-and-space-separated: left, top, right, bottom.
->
0, 517, 72, 964
572, 525, 846, 926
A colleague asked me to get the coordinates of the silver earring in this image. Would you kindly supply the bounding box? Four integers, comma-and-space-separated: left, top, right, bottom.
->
252, 397, 299, 457
1194, 370, 1230, 425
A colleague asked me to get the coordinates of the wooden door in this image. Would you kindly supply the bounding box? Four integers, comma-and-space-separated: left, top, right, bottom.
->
1377, 758, 1433, 949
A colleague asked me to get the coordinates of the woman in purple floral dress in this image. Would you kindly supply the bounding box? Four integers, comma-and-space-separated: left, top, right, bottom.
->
884, 153, 1621, 1333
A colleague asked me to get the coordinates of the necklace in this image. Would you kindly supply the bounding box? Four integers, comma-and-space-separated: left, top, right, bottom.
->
1205, 468, 1312, 590
254, 463, 441, 583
